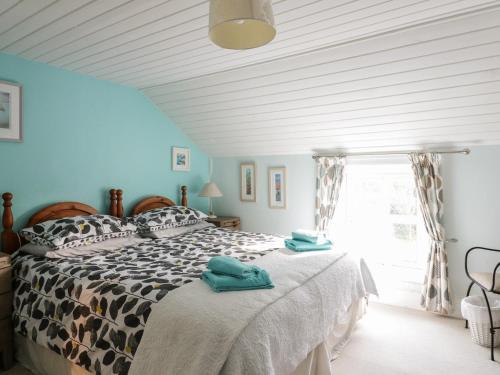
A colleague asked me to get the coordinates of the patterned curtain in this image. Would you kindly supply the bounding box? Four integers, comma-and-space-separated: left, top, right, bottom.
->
409, 153, 451, 315
315, 156, 346, 232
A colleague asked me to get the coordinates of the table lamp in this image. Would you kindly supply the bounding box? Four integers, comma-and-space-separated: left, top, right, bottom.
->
198, 182, 223, 218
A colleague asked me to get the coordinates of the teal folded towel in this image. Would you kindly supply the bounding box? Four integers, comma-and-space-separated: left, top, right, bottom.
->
284, 238, 332, 252
202, 269, 274, 292
207, 255, 260, 279
291, 230, 323, 244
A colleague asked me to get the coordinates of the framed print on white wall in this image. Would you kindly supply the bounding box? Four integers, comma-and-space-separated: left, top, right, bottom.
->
269, 167, 286, 209
0, 81, 22, 142
172, 147, 191, 171
240, 162, 256, 202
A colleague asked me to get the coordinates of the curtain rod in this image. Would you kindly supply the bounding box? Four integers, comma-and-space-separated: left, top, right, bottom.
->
312, 148, 470, 159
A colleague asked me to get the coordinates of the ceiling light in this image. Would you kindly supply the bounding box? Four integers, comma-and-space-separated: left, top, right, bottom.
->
209, 0, 276, 50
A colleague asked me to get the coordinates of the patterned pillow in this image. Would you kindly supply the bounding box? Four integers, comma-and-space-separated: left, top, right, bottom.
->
20, 215, 137, 250
133, 206, 207, 233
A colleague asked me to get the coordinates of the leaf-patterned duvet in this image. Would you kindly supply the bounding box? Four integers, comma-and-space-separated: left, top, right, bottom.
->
12, 227, 283, 375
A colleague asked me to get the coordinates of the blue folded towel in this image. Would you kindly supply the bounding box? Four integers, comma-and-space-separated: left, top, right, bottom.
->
202, 269, 274, 292
207, 255, 261, 279
284, 238, 332, 252
291, 230, 323, 244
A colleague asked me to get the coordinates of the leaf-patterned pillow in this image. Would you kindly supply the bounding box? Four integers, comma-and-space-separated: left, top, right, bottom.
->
132, 206, 207, 233
20, 215, 137, 250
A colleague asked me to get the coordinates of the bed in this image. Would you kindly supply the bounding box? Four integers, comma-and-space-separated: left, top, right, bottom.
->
1, 187, 375, 375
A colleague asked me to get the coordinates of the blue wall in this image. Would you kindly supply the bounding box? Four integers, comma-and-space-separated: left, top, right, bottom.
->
212, 155, 315, 234
0, 53, 208, 229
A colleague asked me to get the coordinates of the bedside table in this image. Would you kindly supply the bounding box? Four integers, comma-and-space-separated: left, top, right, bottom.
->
0, 252, 12, 370
206, 216, 240, 231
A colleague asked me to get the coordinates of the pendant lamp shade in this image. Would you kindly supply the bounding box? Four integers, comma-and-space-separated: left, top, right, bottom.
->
209, 0, 276, 50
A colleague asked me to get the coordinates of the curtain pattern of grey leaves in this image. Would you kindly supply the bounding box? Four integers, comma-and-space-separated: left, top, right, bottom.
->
315, 156, 345, 232
409, 153, 451, 315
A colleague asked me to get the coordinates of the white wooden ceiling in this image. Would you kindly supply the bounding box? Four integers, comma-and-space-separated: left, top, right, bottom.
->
1, 0, 499, 156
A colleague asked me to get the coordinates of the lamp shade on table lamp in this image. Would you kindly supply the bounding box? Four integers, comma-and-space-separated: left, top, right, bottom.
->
199, 182, 223, 218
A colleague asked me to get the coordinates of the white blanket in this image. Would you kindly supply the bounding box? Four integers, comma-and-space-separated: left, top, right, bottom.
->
130, 249, 369, 375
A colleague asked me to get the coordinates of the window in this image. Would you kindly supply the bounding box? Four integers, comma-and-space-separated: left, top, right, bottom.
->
330, 160, 428, 308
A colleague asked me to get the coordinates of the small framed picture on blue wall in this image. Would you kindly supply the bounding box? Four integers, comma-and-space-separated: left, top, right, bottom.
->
172, 147, 191, 171
240, 162, 256, 202
0, 81, 22, 142
269, 167, 286, 209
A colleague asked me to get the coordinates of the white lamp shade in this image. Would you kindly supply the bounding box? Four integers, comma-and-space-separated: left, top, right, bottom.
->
199, 182, 223, 198
209, 0, 276, 50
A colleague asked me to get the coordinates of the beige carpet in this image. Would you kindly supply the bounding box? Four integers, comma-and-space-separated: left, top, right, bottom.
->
2, 303, 500, 375
332, 302, 500, 375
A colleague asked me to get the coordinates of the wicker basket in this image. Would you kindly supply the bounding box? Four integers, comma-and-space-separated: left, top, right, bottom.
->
462, 295, 500, 348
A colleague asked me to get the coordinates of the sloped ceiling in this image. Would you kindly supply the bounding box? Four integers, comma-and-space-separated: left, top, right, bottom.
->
1, 0, 499, 156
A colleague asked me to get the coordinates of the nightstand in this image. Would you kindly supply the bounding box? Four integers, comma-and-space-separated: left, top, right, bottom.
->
0, 252, 12, 370
206, 216, 240, 231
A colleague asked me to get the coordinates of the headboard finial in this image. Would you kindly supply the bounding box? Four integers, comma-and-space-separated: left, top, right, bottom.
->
2, 192, 12, 206
116, 189, 123, 218
109, 189, 117, 217
2, 192, 13, 229
181, 186, 187, 207
2, 192, 18, 254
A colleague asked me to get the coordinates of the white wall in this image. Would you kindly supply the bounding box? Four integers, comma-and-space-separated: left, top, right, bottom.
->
213, 146, 500, 316
442, 146, 500, 313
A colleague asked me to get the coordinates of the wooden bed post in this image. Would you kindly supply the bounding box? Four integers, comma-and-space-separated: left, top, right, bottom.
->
1, 192, 19, 254
181, 186, 188, 207
116, 189, 123, 218
109, 189, 117, 217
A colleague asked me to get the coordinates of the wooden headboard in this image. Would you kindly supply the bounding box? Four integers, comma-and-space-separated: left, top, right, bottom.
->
131, 186, 188, 215
25, 202, 97, 227
0, 189, 122, 254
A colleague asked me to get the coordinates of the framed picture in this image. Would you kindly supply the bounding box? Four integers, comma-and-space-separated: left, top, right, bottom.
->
0, 81, 22, 142
240, 162, 256, 202
269, 167, 286, 209
172, 147, 191, 171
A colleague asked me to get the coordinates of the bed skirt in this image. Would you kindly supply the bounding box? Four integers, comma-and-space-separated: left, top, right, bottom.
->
15, 298, 365, 375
